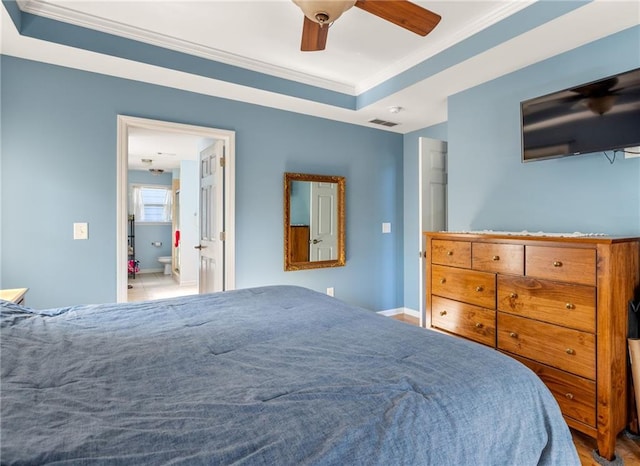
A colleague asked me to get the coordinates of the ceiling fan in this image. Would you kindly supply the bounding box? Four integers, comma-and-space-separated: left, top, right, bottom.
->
528, 76, 640, 118
292, 0, 442, 51
568, 78, 621, 115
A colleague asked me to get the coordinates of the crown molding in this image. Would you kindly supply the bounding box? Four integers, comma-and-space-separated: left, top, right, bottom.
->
14, 0, 536, 98
15, 0, 358, 95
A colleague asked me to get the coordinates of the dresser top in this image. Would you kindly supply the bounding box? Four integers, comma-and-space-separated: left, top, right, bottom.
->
424, 230, 640, 244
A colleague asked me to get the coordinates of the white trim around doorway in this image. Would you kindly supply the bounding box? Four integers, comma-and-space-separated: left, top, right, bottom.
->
116, 115, 236, 302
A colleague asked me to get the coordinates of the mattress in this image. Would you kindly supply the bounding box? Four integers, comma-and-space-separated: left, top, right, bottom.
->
1, 285, 580, 465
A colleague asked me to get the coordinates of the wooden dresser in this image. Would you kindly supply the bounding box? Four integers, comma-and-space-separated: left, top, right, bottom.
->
423, 232, 640, 461
289, 225, 310, 263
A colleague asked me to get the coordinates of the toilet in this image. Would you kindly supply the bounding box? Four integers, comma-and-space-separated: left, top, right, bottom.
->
158, 256, 172, 275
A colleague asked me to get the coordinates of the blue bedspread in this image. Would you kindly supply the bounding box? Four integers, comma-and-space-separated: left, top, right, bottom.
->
1, 285, 579, 465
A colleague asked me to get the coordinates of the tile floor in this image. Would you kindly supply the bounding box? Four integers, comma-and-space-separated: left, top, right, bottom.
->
127, 273, 198, 302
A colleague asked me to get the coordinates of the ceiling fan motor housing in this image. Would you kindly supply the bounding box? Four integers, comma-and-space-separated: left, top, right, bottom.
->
293, 0, 356, 25
295, 0, 441, 52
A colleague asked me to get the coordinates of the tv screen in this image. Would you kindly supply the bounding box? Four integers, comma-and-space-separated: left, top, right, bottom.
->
521, 68, 640, 162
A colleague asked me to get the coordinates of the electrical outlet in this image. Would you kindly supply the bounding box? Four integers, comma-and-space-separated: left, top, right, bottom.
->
382, 222, 391, 234
73, 222, 88, 240
326, 287, 334, 297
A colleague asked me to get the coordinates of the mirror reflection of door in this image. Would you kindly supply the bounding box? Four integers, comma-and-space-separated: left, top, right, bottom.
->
309, 181, 338, 260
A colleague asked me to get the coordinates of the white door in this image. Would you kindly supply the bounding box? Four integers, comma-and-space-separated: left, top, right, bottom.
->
309, 181, 338, 261
198, 140, 225, 293
419, 137, 447, 325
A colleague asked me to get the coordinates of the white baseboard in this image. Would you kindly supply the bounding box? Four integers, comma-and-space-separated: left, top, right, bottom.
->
138, 268, 164, 274
377, 307, 420, 319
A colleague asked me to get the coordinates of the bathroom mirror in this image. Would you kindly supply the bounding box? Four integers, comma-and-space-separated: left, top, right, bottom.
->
284, 172, 345, 271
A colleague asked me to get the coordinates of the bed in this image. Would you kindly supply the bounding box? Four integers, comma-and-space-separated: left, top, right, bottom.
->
1, 285, 579, 465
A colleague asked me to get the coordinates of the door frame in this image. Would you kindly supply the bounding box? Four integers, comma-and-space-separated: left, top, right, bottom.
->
116, 115, 236, 302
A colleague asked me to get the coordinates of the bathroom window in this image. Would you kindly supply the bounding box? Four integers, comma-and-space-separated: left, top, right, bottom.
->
130, 185, 172, 223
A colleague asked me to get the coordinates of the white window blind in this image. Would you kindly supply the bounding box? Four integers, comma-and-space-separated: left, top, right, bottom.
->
130, 185, 173, 223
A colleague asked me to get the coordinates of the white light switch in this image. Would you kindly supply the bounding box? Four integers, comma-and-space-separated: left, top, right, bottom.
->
73, 222, 88, 240
382, 222, 391, 234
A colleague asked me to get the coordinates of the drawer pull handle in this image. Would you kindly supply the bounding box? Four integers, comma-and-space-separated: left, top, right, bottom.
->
510, 292, 518, 299
492, 255, 500, 261
440, 278, 446, 284
475, 322, 484, 329
447, 250, 453, 256
509, 332, 518, 338
476, 286, 484, 292
553, 261, 563, 267
440, 310, 447, 316
565, 393, 574, 400
565, 348, 575, 355
565, 303, 575, 310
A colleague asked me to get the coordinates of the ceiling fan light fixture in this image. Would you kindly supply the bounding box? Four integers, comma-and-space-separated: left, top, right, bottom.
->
587, 95, 616, 115
293, 0, 356, 25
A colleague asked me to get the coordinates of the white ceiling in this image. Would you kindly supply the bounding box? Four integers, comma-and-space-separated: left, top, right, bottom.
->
128, 127, 212, 171
2, 0, 639, 168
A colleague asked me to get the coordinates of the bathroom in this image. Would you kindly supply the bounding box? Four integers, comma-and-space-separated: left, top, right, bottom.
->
127, 127, 212, 301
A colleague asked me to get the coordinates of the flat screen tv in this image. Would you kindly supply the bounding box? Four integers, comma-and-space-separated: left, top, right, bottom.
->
521, 67, 640, 162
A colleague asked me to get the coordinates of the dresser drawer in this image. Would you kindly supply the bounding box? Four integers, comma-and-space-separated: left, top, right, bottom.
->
472, 243, 524, 275
431, 264, 496, 309
497, 276, 596, 333
510, 355, 596, 428
431, 296, 496, 347
431, 240, 471, 268
525, 246, 596, 286
497, 313, 595, 379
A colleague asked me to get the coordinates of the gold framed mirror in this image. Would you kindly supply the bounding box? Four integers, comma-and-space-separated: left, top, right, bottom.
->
284, 172, 345, 271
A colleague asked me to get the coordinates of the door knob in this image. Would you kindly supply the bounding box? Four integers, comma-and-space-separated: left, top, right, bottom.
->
194, 245, 207, 250
312, 239, 323, 244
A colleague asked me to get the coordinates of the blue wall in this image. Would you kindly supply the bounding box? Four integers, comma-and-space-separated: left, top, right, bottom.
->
447, 26, 640, 234
1, 56, 403, 310
401, 26, 640, 312
3, 26, 639, 312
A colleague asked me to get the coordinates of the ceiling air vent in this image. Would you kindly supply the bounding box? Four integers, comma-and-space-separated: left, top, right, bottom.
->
369, 118, 399, 127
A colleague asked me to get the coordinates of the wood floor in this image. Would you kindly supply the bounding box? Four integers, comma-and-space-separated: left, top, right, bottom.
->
390, 314, 640, 465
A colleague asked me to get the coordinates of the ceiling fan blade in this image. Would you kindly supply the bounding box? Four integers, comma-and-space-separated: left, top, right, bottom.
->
301, 16, 329, 51
355, 0, 441, 36
571, 77, 619, 97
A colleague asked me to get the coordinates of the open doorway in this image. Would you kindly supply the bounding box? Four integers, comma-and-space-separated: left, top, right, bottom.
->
418, 137, 447, 326
116, 116, 236, 303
